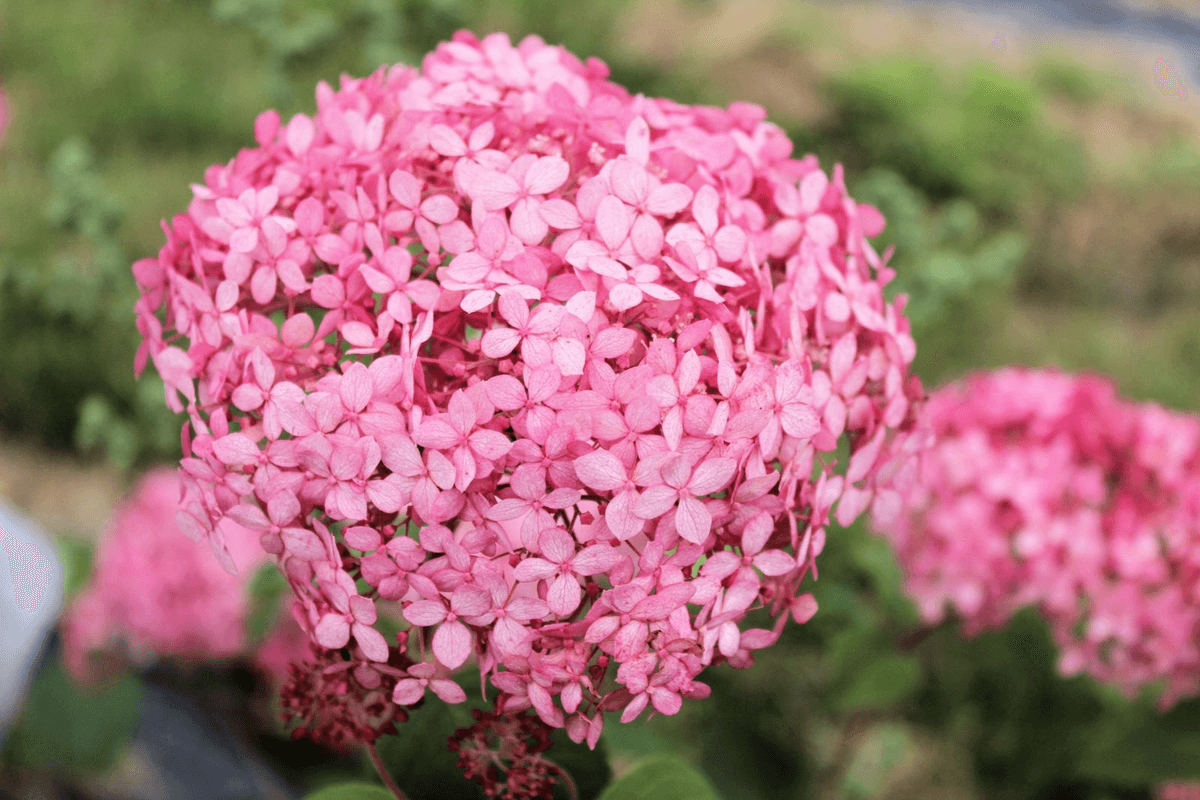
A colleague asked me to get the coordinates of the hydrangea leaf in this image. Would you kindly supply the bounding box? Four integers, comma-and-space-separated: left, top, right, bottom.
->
303, 784, 397, 800
596, 757, 720, 800
3, 658, 140, 774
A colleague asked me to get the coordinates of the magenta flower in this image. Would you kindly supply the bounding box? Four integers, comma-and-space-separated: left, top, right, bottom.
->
131, 30, 922, 747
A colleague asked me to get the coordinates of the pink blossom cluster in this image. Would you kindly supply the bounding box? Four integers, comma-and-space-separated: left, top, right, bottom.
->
0, 86, 8, 146
874, 368, 1200, 705
62, 469, 277, 681
132, 31, 922, 745
1160, 784, 1200, 800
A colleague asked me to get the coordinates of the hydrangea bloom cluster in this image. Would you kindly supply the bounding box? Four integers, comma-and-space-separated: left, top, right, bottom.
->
1160, 783, 1200, 800
874, 368, 1200, 705
132, 30, 922, 745
62, 469, 271, 681
0, 87, 9, 146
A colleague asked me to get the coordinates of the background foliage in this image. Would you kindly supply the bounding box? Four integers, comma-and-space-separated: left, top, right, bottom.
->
2, 0, 1200, 797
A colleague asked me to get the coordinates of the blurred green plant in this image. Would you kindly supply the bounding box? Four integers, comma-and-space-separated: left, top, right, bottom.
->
848, 168, 1026, 383
1033, 56, 1114, 105
212, 0, 342, 106
2, 659, 141, 776
0, 137, 180, 468
808, 57, 1088, 219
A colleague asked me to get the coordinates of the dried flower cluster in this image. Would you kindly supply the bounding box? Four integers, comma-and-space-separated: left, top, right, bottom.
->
132, 30, 921, 746
449, 709, 562, 799
875, 368, 1200, 705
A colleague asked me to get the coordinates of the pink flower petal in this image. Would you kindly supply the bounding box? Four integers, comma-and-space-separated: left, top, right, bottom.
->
432, 619, 473, 669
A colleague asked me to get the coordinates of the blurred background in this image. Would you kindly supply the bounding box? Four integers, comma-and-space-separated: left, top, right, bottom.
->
1, 0, 1200, 798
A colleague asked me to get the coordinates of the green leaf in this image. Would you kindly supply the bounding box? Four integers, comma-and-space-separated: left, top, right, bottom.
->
303, 783, 397, 800
834, 654, 922, 713
597, 757, 720, 800
4, 659, 141, 774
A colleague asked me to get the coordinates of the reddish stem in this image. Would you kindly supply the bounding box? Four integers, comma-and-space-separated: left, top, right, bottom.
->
366, 741, 411, 800
544, 757, 579, 800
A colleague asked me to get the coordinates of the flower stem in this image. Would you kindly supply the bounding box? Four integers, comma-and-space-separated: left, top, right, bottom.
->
544, 758, 579, 800
366, 741, 410, 800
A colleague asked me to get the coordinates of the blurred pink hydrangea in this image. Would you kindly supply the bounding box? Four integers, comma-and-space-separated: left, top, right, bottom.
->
0, 87, 9, 146
132, 30, 922, 745
874, 368, 1200, 706
1160, 783, 1200, 800
61, 469, 298, 681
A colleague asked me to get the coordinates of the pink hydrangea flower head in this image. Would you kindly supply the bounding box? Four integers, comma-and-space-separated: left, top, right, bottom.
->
1159, 784, 1200, 800
132, 31, 923, 744
62, 469, 268, 680
875, 368, 1200, 706
0, 87, 9, 147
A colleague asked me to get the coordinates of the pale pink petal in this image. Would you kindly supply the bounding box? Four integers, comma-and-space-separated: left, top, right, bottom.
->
754, 550, 796, 576
429, 679, 467, 704
466, 170, 521, 210
572, 545, 622, 575
514, 557, 558, 582
595, 195, 633, 251
573, 450, 626, 492
432, 620, 473, 669
688, 458, 737, 495
781, 403, 820, 439
314, 614, 351, 649
403, 600, 448, 627
525, 156, 570, 195
675, 495, 711, 543
393, 678, 426, 705
548, 574, 582, 616
481, 327, 521, 359
353, 622, 390, 662
634, 486, 678, 520
605, 490, 644, 541
646, 183, 693, 216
